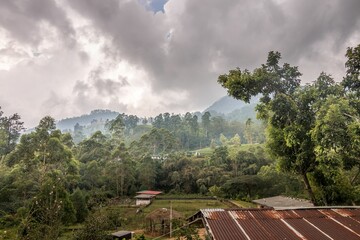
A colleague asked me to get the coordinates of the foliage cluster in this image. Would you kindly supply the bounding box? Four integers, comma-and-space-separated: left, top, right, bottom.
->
218, 44, 360, 205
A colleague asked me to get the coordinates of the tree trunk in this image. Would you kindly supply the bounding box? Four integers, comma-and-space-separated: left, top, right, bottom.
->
120, 166, 125, 196
351, 165, 360, 185
302, 172, 316, 205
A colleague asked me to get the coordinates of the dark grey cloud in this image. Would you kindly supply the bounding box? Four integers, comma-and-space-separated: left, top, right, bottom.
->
78, 51, 90, 64
0, 0, 75, 47
67, 0, 164, 62
71, 65, 131, 115
72, 75, 130, 116
67, 0, 360, 108
66, 0, 225, 106
168, 0, 360, 83
272, 0, 360, 61
88, 67, 129, 95
93, 78, 127, 95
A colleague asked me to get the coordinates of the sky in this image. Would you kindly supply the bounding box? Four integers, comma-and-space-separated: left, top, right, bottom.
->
0, 0, 359, 128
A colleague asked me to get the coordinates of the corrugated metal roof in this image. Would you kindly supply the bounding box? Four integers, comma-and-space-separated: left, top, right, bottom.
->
252, 195, 314, 209
136, 190, 163, 195
200, 208, 360, 240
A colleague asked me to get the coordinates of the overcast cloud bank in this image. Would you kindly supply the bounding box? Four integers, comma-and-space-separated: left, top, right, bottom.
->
0, 0, 359, 127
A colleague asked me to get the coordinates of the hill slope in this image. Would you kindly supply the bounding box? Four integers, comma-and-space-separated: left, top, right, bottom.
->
204, 95, 259, 121
56, 109, 119, 131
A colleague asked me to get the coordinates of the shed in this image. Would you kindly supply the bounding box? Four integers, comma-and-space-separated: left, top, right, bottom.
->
252, 195, 314, 209
135, 194, 156, 206
145, 208, 184, 235
111, 230, 133, 240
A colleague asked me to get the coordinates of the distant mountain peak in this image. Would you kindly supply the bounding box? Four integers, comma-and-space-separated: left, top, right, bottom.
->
204, 95, 259, 114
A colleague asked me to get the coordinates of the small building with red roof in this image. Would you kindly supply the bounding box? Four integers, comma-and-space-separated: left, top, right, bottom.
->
135, 190, 162, 206
136, 190, 163, 195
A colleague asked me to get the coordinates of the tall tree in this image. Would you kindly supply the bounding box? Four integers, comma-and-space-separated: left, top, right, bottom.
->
106, 143, 135, 196
129, 128, 179, 156
76, 131, 111, 163
343, 44, 360, 95
218, 46, 360, 205
311, 97, 358, 204
153, 113, 164, 129
0, 108, 24, 157
218, 51, 320, 202
3, 116, 80, 238
229, 133, 241, 146
245, 118, 253, 144
106, 114, 125, 144
123, 114, 139, 135
201, 111, 211, 133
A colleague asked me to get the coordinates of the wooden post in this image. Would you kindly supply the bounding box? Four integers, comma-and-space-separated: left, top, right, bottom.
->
170, 201, 173, 238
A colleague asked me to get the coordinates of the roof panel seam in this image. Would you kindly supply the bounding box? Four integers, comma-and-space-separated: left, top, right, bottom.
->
281, 219, 307, 240
328, 216, 360, 238
229, 211, 251, 240
302, 218, 334, 240
201, 211, 216, 240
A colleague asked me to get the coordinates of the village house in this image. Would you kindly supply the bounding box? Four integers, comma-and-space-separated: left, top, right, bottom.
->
134, 190, 162, 206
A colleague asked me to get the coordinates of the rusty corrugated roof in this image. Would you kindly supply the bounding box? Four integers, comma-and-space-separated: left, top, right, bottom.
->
200, 208, 360, 240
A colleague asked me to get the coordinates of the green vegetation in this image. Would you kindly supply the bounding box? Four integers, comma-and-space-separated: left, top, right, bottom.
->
194, 147, 213, 156
230, 200, 257, 208
219, 44, 360, 205
0, 43, 359, 239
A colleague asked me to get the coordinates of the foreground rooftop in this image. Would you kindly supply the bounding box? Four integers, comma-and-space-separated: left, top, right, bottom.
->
196, 208, 360, 240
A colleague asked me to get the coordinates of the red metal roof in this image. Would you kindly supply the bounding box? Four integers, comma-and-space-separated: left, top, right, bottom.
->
134, 194, 156, 199
136, 190, 162, 195
200, 208, 360, 240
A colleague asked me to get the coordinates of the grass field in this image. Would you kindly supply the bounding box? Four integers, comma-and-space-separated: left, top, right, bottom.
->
101, 197, 235, 229
230, 200, 257, 208
196, 143, 265, 158
144, 198, 230, 218
195, 147, 213, 156
157, 194, 212, 199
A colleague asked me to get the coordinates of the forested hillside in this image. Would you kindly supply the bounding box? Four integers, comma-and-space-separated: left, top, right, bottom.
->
0, 44, 359, 239
57, 109, 120, 132
0, 106, 274, 239
55, 95, 260, 144
204, 95, 259, 122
